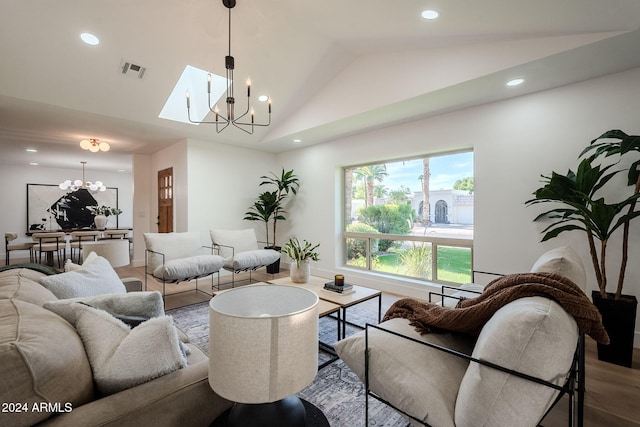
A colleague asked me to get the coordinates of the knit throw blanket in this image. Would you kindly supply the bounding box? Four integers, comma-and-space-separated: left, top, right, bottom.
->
383, 272, 610, 344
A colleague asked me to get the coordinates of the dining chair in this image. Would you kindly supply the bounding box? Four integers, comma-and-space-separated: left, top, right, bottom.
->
32, 232, 66, 268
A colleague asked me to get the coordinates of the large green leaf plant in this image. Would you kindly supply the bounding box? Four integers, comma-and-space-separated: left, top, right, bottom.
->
526, 130, 640, 300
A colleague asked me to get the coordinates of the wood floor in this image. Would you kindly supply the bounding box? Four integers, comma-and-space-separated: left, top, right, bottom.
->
114, 264, 640, 427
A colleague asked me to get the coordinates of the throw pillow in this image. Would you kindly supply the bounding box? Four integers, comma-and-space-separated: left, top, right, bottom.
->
74, 303, 187, 396
39, 255, 126, 299
64, 251, 98, 272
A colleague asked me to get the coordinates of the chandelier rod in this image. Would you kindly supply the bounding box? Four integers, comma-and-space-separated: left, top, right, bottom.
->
185, 0, 271, 134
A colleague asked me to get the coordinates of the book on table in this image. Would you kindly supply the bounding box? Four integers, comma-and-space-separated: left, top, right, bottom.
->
321, 287, 355, 295
324, 282, 353, 294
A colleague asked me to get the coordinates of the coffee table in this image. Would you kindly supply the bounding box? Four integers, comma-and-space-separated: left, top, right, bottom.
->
267, 275, 382, 340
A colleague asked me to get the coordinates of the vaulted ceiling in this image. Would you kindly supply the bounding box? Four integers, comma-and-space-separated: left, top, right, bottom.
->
1, 0, 640, 173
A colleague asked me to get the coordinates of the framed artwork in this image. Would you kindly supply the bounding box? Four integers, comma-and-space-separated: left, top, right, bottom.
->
26, 184, 119, 233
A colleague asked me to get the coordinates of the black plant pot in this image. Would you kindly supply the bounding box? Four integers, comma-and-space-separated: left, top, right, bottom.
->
591, 291, 637, 368
265, 246, 281, 274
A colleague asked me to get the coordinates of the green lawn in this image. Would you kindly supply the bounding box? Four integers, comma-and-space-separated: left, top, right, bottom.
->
360, 246, 472, 284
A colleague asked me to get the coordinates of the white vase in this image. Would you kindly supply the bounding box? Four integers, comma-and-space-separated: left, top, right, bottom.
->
290, 259, 311, 283
94, 214, 107, 229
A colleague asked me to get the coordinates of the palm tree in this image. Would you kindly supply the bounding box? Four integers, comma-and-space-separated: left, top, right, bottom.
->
420, 158, 430, 224
354, 165, 388, 207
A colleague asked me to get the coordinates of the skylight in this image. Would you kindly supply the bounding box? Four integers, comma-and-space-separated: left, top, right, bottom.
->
159, 65, 229, 125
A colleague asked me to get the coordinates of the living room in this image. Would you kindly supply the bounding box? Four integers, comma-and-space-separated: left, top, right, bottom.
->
1, 1, 640, 426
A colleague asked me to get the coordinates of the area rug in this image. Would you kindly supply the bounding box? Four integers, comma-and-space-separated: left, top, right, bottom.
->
167, 299, 410, 427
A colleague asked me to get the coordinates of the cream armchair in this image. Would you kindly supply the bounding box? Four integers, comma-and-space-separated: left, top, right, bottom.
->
209, 229, 280, 287
335, 247, 598, 427
143, 232, 224, 298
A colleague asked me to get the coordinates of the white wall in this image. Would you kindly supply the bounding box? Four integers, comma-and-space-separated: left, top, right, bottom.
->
0, 164, 133, 252
276, 67, 640, 344
186, 138, 278, 242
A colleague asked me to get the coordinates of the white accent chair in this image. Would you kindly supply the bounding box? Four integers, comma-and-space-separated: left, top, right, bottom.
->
209, 229, 280, 287
335, 247, 589, 427
143, 232, 225, 299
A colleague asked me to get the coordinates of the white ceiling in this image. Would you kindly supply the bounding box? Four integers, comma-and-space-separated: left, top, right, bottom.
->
1, 0, 640, 173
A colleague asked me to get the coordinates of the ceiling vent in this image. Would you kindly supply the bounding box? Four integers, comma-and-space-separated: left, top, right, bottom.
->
120, 59, 146, 79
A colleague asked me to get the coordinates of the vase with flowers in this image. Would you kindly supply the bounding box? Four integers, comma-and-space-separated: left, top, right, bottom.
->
87, 205, 122, 229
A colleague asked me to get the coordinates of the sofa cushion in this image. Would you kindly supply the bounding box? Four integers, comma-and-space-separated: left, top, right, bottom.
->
144, 232, 206, 274
530, 246, 586, 291
0, 269, 57, 306
210, 229, 260, 259
223, 249, 280, 271
334, 318, 475, 427
454, 296, 578, 427
74, 303, 187, 396
0, 299, 94, 427
64, 251, 98, 272
153, 254, 224, 281
38, 256, 126, 299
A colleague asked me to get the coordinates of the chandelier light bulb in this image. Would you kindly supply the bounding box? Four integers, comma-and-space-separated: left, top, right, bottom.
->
80, 138, 110, 152
59, 161, 107, 193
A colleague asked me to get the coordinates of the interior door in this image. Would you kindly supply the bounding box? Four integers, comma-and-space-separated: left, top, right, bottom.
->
157, 167, 173, 233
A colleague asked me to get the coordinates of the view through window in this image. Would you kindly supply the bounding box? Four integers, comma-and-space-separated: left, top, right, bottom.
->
344, 151, 474, 284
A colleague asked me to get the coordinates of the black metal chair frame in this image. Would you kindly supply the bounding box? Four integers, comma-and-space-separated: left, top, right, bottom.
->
69, 231, 100, 263
364, 320, 585, 427
364, 281, 586, 427
144, 246, 219, 300
32, 233, 66, 268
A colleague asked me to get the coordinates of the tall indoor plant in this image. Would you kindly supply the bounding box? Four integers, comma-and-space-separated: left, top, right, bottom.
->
525, 129, 640, 366
244, 168, 300, 273
259, 168, 300, 247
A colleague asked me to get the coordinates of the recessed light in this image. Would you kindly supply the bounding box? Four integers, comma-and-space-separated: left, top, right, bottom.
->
421, 10, 439, 20
258, 95, 269, 102
506, 78, 525, 87
80, 32, 100, 46
26, 148, 38, 153
29, 162, 38, 166
293, 139, 302, 144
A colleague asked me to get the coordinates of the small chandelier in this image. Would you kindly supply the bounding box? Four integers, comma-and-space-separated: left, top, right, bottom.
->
80, 138, 110, 152
59, 161, 106, 193
186, 0, 271, 134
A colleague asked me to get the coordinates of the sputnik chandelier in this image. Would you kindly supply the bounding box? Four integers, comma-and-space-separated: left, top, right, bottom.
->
80, 138, 110, 152
186, 0, 271, 134
59, 161, 106, 193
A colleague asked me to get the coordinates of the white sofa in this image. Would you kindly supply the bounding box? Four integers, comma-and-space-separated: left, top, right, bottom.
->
335, 246, 593, 427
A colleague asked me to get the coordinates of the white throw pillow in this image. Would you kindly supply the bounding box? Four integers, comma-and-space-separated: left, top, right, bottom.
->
530, 246, 586, 291
64, 251, 98, 272
210, 229, 260, 259
74, 303, 187, 395
39, 256, 126, 299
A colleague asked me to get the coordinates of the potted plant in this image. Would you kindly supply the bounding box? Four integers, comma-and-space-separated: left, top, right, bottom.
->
243, 191, 279, 245
281, 237, 320, 283
87, 205, 122, 229
245, 169, 300, 273
525, 129, 640, 367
